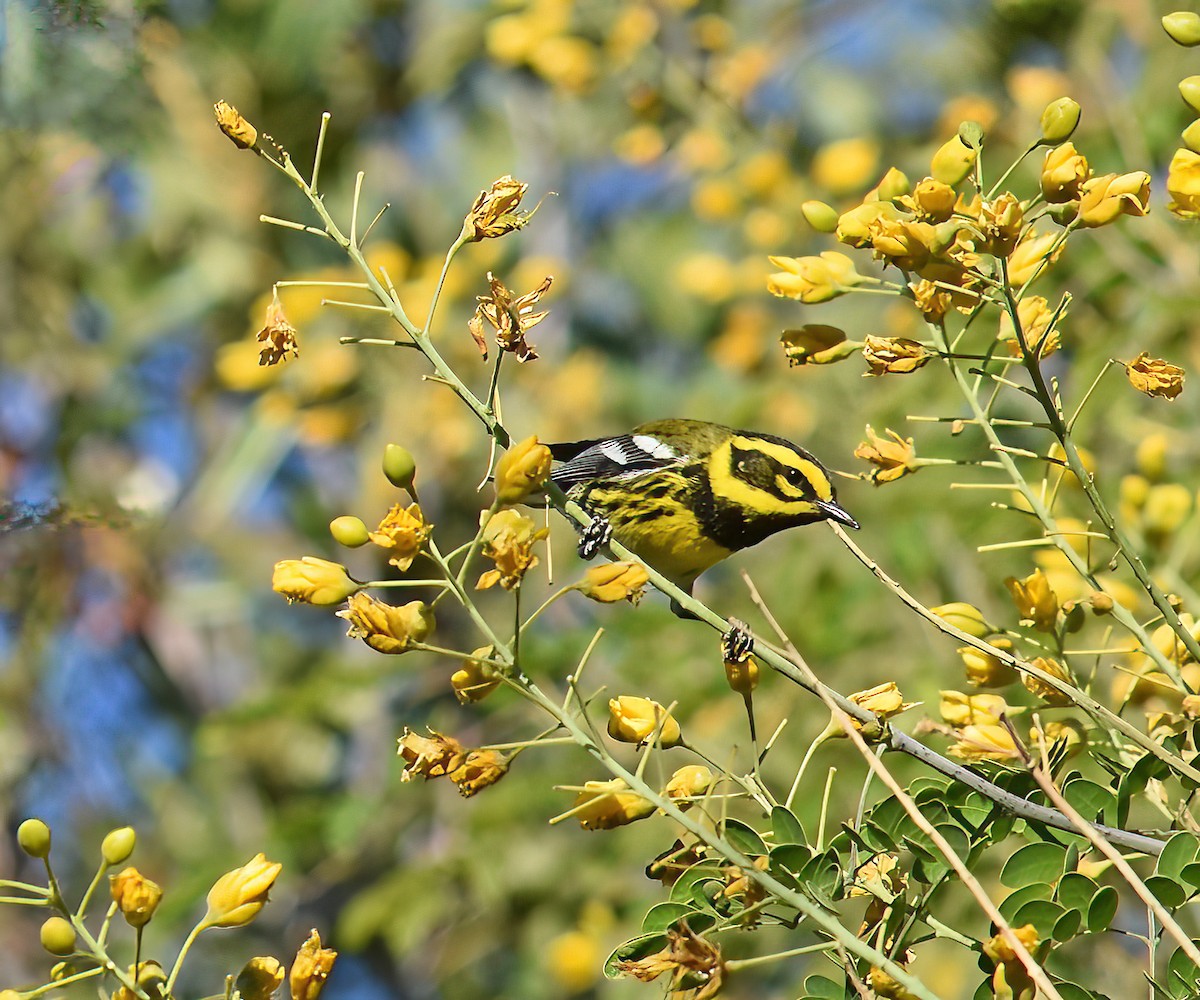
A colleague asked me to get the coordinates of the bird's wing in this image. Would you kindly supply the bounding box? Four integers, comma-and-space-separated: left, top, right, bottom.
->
550, 432, 684, 491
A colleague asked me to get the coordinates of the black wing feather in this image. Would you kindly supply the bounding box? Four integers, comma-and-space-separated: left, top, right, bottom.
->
550, 433, 680, 491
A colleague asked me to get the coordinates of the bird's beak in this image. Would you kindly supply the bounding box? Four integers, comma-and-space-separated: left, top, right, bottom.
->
816, 499, 859, 530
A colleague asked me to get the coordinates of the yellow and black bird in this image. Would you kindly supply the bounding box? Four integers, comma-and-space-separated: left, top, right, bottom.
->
550, 418, 858, 602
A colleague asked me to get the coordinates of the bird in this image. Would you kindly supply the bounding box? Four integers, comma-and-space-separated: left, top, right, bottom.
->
549, 419, 858, 605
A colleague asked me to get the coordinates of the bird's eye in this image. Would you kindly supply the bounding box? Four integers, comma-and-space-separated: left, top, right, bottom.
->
784, 467, 806, 486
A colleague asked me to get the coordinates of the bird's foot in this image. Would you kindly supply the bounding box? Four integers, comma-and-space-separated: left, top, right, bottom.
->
577, 515, 613, 561
721, 619, 755, 662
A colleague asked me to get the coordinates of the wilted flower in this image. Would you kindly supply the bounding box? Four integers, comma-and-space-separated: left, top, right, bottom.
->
477, 509, 549, 590
614, 926, 723, 998
607, 696, 682, 747
451, 646, 502, 703
272, 557, 361, 606
214, 99, 258, 149
236, 957, 285, 1000
766, 251, 862, 303
109, 867, 162, 928
854, 426, 920, 484
779, 325, 856, 366
998, 295, 1062, 359
947, 723, 1021, 761
203, 853, 283, 929
958, 639, 1018, 688
468, 272, 553, 362
461, 175, 532, 242
569, 779, 656, 830
398, 728, 466, 780
1023, 656, 1074, 705
1005, 569, 1059, 631
1077, 171, 1151, 227
256, 291, 299, 366
368, 502, 433, 570
1126, 353, 1185, 400
1167, 147, 1200, 218
289, 929, 337, 1000
861, 336, 931, 375
449, 749, 510, 797
337, 593, 434, 654
576, 561, 650, 603
1040, 142, 1089, 203
664, 765, 715, 805
494, 436, 553, 505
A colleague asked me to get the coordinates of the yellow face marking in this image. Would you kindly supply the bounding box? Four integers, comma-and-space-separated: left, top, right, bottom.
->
711, 436, 833, 515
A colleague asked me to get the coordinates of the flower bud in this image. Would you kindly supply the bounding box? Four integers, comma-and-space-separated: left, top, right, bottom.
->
236, 957, 286, 1000
101, 827, 136, 866
203, 853, 283, 929
1183, 120, 1200, 154
569, 779, 655, 830
1183, 76, 1200, 114
329, 515, 370, 548
801, 199, 840, 232
957, 639, 1018, 688
494, 435, 553, 505
40, 917, 77, 956
272, 557, 361, 606
289, 929, 338, 1000
930, 135, 978, 186
779, 326, 856, 366
1164, 12, 1200, 46
931, 602, 991, 639
18, 818, 51, 858
382, 444, 417, 491
1077, 171, 1151, 228
110, 867, 162, 927
867, 167, 910, 203
767, 251, 862, 303
1090, 591, 1115, 615
214, 100, 258, 149
1039, 97, 1080, 143
607, 696, 682, 747
665, 764, 715, 805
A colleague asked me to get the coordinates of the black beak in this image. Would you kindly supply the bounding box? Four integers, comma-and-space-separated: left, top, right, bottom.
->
816, 499, 859, 530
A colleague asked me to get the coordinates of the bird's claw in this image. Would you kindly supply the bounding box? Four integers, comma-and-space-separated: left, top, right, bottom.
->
577, 515, 613, 561
721, 619, 755, 662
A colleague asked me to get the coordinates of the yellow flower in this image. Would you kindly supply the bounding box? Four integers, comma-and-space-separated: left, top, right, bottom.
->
368, 502, 433, 570
272, 557, 361, 606
1040, 142, 1089, 203
109, 867, 162, 928
1167, 147, 1200, 218
476, 509, 549, 590
607, 696, 683, 747
958, 639, 1018, 688
255, 291, 299, 366
867, 966, 921, 1000
931, 602, 991, 638
1126, 352, 1185, 400
460, 175, 532, 242
899, 177, 957, 222
337, 594, 434, 654
1039, 97, 1080, 143
940, 691, 1022, 727
1143, 483, 1193, 536
1077, 171, 1151, 227
451, 646, 501, 703
236, 957, 286, 1000
947, 723, 1020, 762
214, 100, 257, 149
865, 166, 911, 203
766, 251, 862, 303
811, 136, 880, 194
854, 426, 920, 485
1021, 657, 1073, 705
1005, 569, 1059, 632
468, 272, 552, 362
203, 853, 283, 929
998, 295, 1062, 359
664, 764, 714, 805
1007, 229, 1061, 286
398, 727, 466, 780
576, 561, 650, 603
570, 779, 655, 830
861, 336, 931, 375
289, 929, 337, 1000
979, 192, 1024, 256
778, 325, 856, 366
836, 200, 902, 248
449, 749, 510, 797
850, 681, 917, 719
983, 924, 1040, 965
494, 436, 553, 505
849, 853, 907, 898
930, 135, 978, 186
867, 216, 938, 272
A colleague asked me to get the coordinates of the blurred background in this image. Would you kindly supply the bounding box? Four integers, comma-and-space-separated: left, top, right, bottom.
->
3, 0, 1200, 997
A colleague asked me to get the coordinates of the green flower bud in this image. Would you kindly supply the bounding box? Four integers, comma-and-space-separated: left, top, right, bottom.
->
930, 136, 978, 186
18, 818, 51, 858
1181, 75, 1200, 113
1039, 97, 1081, 144
1163, 11, 1200, 46
382, 444, 417, 491
801, 199, 839, 233
101, 826, 136, 866
40, 917, 77, 956
1183, 120, 1200, 153
871, 167, 910, 203
329, 515, 370, 548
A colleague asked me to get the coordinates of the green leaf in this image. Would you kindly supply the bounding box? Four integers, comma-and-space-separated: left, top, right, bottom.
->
1145, 874, 1189, 910
668, 862, 723, 904
799, 847, 844, 900
801, 974, 852, 1000
1053, 983, 1112, 1000
769, 843, 814, 875
1167, 941, 1200, 996
1086, 885, 1119, 932
869, 796, 910, 839
1011, 897, 1066, 930
1001, 842, 1068, 888
1181, 861, 1200, 891
641, 902, 694, 933
998, 882, 1055, 923
722, 818, 766, 857
1052, 906, 1082, 942
771, 805, 806, 846
1062, 777, 1113, 822
604, 932, 665, 979
1156, 832, 1200, 882
1055, 872, 1099, 912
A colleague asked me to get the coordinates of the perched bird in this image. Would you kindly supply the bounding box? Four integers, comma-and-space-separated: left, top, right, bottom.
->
550, 419, 858, 601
